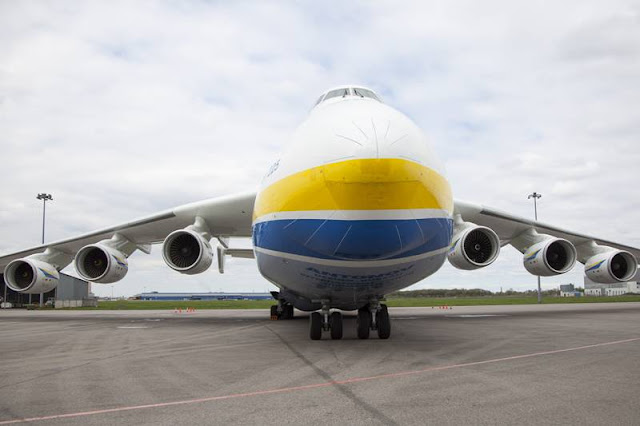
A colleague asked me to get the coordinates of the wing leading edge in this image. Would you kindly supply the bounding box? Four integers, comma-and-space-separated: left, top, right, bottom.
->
0, 191, 256, 271
454, 200, 640, 261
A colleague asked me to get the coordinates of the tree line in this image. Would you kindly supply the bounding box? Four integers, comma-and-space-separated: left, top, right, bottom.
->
388, 288, 564, 298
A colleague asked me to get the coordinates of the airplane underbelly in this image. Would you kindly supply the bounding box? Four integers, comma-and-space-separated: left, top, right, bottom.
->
253, 215, 453, 309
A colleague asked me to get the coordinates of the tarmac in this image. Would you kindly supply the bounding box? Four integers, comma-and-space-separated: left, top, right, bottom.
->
0, 303, 639, 425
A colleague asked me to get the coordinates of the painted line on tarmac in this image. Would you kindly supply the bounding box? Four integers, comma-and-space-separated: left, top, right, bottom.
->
1, 337, 638, 425
446, 314, 508, 318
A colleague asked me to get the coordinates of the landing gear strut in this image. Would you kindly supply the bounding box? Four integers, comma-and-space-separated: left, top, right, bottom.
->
309, 303, 343, 340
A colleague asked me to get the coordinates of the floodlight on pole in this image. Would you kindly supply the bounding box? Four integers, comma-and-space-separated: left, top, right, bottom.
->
527, 192, 541, 221
527, 192, 542, 303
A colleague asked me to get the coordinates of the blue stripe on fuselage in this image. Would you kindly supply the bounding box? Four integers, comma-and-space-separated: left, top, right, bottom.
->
253, 217, 453, 261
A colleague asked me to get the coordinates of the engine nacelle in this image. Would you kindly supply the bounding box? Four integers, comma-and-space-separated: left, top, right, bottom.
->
448, 226, 500, 270
75, 244, 128, 283
584, 250, 637, 283
523, 238, 577, 276
162, 229, 213, 274
4, 258, 60, 294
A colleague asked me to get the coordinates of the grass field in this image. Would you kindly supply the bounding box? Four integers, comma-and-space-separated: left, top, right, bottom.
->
386, 295, 640, 307
79, 299, 274, 310
72, 295, 640, 310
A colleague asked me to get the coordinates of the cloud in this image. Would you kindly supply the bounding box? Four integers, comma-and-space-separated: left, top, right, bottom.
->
1, 1, 639, 297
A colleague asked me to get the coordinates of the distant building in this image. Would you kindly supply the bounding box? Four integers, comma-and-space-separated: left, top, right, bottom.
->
559, 284, 580, 297
54, 274, 96, 308
559, 284, 574, 295
138, 292, 273, 301
1, 273, 95, 308
584, 269, 640, 296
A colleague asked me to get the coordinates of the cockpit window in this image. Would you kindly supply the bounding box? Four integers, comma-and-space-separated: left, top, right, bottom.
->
353, 87, 380, 101
324, 88, 351, 101
313, 87, 382, 109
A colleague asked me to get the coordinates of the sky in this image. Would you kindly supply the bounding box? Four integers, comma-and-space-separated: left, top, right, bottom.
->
1, 1, 639, 297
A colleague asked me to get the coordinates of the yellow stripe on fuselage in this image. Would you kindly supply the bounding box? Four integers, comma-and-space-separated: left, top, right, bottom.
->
253, 158, 453, 220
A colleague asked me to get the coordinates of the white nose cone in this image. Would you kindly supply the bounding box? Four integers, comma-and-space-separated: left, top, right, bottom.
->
277, 98, 445, 182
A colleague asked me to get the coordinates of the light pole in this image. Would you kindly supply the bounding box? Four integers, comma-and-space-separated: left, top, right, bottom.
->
37, 193, 53, 244
528, 192, 542, 303
36, 193, 53, 306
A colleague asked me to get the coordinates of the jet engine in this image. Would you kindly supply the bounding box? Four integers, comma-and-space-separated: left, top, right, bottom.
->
4, 258, 60, 294
162, 229, 213, 274
448, 226, 500, 270
75, 244, 128, 283
523, 238, 577, 276
584, 250, 637, 283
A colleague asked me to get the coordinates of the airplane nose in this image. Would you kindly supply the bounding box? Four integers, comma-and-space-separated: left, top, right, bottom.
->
334, 117, 408, 159
253, 157, 454, 262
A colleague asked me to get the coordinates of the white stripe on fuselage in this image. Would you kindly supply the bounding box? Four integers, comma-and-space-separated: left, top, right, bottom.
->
253, 208, 451, 224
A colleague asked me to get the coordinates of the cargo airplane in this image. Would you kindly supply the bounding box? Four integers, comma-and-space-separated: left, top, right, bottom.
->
2, 86, 639, 340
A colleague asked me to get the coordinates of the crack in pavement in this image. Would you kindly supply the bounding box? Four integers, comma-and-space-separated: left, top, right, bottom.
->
265, 324, 397, 425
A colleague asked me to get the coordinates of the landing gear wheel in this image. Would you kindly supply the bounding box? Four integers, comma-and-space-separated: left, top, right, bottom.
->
376, 304, 391, 339
284, 304, 294, 319
357, 308, 371, 339
280, 304, 292, 320
329, 311, 343, 340
270, 305, 278, 320
309, 312, 323, 340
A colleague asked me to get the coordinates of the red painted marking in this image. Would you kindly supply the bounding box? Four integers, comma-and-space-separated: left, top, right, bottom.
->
1, 337, 638, 425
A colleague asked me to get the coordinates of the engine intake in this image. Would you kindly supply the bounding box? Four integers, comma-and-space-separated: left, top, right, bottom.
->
523, 238, 577, 276
584, 250, 637, 283
4, 258, 59, 294
162, 229, 213, 274
448, 226, 500, 270
75, 244, 128, 283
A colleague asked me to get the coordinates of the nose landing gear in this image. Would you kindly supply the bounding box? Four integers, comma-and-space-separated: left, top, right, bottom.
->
309, 302, 390, 340
357, 303, 390, 339
309, 303, 344, 340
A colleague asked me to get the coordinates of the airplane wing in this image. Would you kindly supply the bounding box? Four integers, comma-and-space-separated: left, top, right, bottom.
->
455, 200, 640, 262
2, 193, 638, 291
0, 192, 257, 272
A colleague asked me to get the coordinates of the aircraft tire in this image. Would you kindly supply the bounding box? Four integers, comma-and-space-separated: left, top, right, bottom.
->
310, 312, 323, 340
357, 308, 371, 339
376, 304, 391, 339
329, 311, 343, 340
280, 304, 291, 320
270, 305, 279, 320
285, 304, 294, 319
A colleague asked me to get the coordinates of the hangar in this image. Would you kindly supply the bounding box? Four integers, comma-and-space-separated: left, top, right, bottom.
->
138, 292, 273, 301
0, 273, 94, 308
584, 269, 640, 296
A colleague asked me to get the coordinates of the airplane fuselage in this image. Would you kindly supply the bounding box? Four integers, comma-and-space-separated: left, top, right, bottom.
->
251, 88, 454, 310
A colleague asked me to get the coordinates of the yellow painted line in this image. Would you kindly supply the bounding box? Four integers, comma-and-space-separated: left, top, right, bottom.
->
254, 158, 452, 219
